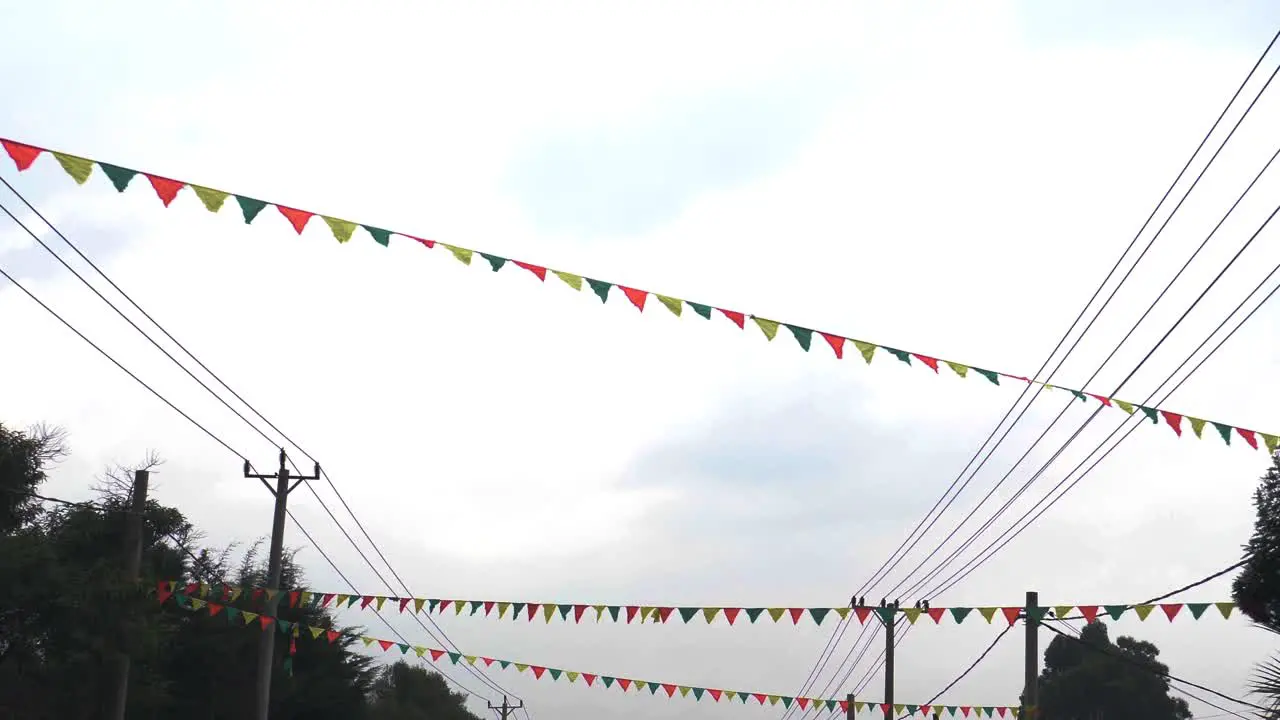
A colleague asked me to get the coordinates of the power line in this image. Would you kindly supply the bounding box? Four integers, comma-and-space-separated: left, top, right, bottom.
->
0, 181, 530, 714
784, 28, 1280, 715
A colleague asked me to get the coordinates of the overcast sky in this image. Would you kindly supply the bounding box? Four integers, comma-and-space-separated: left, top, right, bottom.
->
3, 1, 1280, 719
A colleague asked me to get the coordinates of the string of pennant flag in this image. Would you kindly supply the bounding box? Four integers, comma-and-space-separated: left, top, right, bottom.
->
162, 581, 1236, 628
1, 138, 1275, 456
159, 587, 1020, 717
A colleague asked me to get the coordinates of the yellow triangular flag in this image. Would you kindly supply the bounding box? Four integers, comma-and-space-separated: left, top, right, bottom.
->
640, 607, 655, 623
725, 691, 737, 701
375, 596, 387, 611
895, 704, 906, 715
265, 589, 278, 604
1215, 602, 1235, 619
414, 598, 426, 614
322, 216, 357, 243
1114, 400, 1136, 415
465, 655, 478, 665
299, 591, 312, 606
946, 361, 969, 378
769, 696, 781, 706
543, 604, 556, 623
978, 607, 998, 623
1188, 417, 1207, 439
515, 663, 528, 672
242, 611, 259, 625
497, 601, 510, 619
853, 340, 877, 364
335, 594, 349, 607
1053, 606, 1073, 620
309, 626, 324, 639
362, 637, 375, 647
199, 583, 210, 597
703, 607, 721, 624
856, 702, 866, 712
455, 601, 466, 616
52, 152, 94, 185
553, 270, 583, 290
567, 671, 580, 683
767, 608, 786, 622
635, 681, 647, 691
441, 244, 473, 265
1134, 604, 1154, 620
190, 598, 206, 611
230, 587, 242, 602
903, 608, 922, 624
656, 295, 683, 316
593, 604, 605, 621
1263, 433, 1280, 454
191, 185, 228, 212
680, 686, 691, 697
414, 646, 427, 657
751, 316, 780, 340
835, 608, 850, 620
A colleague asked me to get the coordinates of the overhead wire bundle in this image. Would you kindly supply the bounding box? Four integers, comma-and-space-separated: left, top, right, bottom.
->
785, 24, 1280, 719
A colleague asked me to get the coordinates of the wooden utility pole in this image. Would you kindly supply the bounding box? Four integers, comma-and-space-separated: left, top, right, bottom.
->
1023, 591, 1039, 720
883, 611, 896, 720
245, 449, 320, 720
846, 692, 856, 720
108, 468, 150, 720
489, 695, 524, 719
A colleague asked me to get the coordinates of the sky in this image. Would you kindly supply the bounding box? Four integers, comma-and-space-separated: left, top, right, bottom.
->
2, 1, 1280, 718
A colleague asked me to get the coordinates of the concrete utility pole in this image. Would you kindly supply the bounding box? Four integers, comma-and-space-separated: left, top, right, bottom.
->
108, 468, 150, 720
488, 695, 524, 720
883, 610, 896, 720
1023, 591, 1040, 720
245, 449, 320, 720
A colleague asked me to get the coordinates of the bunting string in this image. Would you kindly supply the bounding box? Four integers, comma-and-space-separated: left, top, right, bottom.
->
3, 136, 1274, 456
158, 588, 1019, 717
160, 581, 1236, 628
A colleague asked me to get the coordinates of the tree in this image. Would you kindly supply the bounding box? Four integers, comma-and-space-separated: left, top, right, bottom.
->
367, 661, 483, 720
1037, 621, 1191, 720
1233, 453, 1280, 630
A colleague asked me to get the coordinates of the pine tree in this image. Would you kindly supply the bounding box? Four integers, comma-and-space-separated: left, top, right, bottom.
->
1232, 453, 1280, 630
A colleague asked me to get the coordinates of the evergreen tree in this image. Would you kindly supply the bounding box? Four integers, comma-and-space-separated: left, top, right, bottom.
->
1232, 453, 1280, 630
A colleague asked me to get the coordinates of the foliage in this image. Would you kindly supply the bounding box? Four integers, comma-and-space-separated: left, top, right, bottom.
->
0, 422, 479, 720
1233, 453, 1280, 630
1036, 621, 1191, 720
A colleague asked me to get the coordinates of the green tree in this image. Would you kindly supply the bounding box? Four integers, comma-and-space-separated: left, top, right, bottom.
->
367, 660, 483, 720
1037, 621, 1191, 720
1233, 453, 1280, 630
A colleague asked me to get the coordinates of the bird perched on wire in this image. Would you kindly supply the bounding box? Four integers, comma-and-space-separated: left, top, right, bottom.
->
879, 598, 886, 608
922, 600, 930, 611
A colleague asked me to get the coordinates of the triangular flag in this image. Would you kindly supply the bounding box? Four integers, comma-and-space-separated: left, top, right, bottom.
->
853, 340, 877, 364
752, 317, 780, 340
586, 278, 611, 303
950, 607, 973, 624
947, 361, 969, 378
1104, 605, 1127, 620
1078, 605, 1099, 623
100, 163, 137, 192
786, 324, 813, 351
1186, 603, 1209, 619
1133, 604, 1155, 620
553, 270, 583, 290
479, 252, 506, 272
363, 225, 391, 247
442, 244, 473, 265
1, 139, 43, 170
823, 333, 845, 358
322, 217, 357, 243
235, 196, 268, 224
656, 294, 683, 316
146, 175, 185, 207
276, 205, 314, 234
52, 152, 94, 184
688, 302, 713, 319
1001, 607, 1021, 625
1160, 603, 1182, 621
619, 286, 648, 311
978, 607, 998, 623
1212, 422, 1233, 445
1215, 602, 1234, 618
513, 260, 546, 280
719, 309, 746, 328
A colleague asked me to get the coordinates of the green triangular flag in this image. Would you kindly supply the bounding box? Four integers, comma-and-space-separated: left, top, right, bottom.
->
875, 607, 896, 624
602, 676, 614, 688
974, 368, 1000, 385
1139, 406, 1158, 424
745, 608, 764, 623
557, 604, 572, 620
950, 607, 973, 624
1186, 603, 1209, 619
693, 687, 704, 700
648, 683, 659, 695
1104, 605, 1127, 620
809, 608, 831, 625
781, 697, 793, 709
607, 606, 620, 622
1026, 606, 1049, 622
678, 607, 698, 623
549, 668, 562, 681
363, 225, 391, 247
447, 652, 461, 664
786, 324, 813, 351
1212, 422, 1233, 445
908, 705, 919, 714
191, 185, 228, 212
656, 294, 683, 316
586, 278, 611, 303
52, 152, 94, 185
1069, 389, 1087, 402
511, 602, 525, 617
480, 253, 506, 272
322, 216, 357, 243
235, 196, 268, 224
884, 347, 912, 365
687, 301, 712, 319
499, 660, 510, 669
751, 316, 779, 340
99, 163, 137, 192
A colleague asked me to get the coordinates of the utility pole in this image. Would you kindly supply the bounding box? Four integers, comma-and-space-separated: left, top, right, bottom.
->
108, 468, 150, 720
883, 610, 896, 720
1023, 591, 1039, 720
846, 692, 856, 720
488, 696, 524, 719
245, 449, 320, 720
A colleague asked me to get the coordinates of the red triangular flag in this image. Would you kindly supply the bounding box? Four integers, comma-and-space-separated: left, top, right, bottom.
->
928, 607, 946, 624
1238, 427, 1259, 449
1001, 607, 1021, 625
1, 139, 42, 171
788, 608, 806, 624
399, 598, 411, 613
326, 630, 341, 643
1161, 411, 1183, 437
854, 607, 872, 623
1078, 605, 1099, 623
360, 596, 374, 609
662, 683, 677, 697
619, 286, 648, 311
145, 175, 185, 207
288, 591, 300, 608
962, 707, 972, 717
406, 234, 435, 248
882, 704, 892, 715
618, 678, 632, 691
840, 701, 850, 714
724, 607, 741, 625
583, 673, 596, 686
922, 706, 931, 715
157, 581, 173, 605
526, 603, 539, 620
1088, 393, 1113, 407
625, 606, 639, 623
719, 309, 746, 328
259, 616, 274, 630
188, 583, 201, 596
798, 698, 810, 709
573, 605, 587, 623
708, 689, 722, 701
1160, 603, 1182, 621
998, 708, 1008, 718
276, 205, 314, 234
753, 693, 768, 704
429, 649, 445, 661
482, 657, 494, 666
484, 601, 495, 616
913, 354, 940, 372
321, 593, 335, 607
656, 607, 675, 623
822, 333, 845, 358
208, 602, 223, 616
439, 599, 453, 612
513, 261, 547, 281
378, 639, 394, 651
